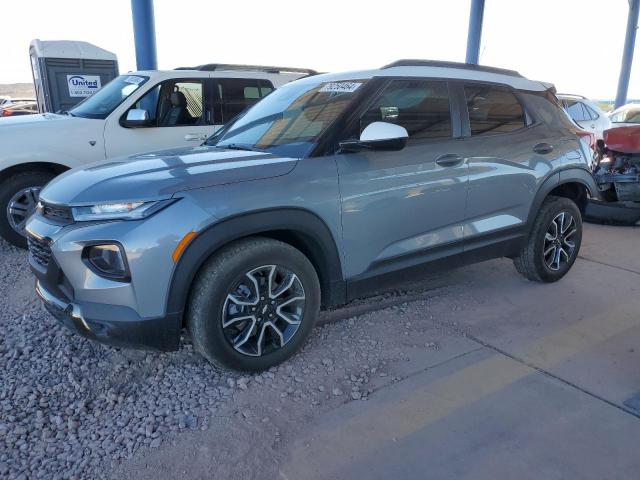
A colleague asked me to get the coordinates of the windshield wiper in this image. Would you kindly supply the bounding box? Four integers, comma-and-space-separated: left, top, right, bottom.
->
220, 143, 259, 152
58, 110, 76, 117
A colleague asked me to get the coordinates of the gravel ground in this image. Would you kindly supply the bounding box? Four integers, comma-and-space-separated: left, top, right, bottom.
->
0, 239, 471, 479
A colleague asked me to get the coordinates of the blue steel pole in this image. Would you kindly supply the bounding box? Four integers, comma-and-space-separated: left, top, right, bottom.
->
130, 0, 158, 71
465, 0, 485, 64
615, 0, 639, 108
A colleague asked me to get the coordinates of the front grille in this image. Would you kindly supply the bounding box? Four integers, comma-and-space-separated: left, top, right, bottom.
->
28, 234, 52, 268
42, 202, 73, 224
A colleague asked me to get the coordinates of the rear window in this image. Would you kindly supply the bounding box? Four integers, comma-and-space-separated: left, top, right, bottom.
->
464, 84, 526, 135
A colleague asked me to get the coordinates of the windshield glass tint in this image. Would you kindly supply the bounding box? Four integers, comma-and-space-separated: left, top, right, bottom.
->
213, 79, 367, 157
70, 75, 149, 119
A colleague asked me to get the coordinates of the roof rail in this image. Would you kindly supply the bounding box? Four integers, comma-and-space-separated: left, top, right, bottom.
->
175, 63, 318, 76
556, 93, 587, 99
381, 59, 523, 78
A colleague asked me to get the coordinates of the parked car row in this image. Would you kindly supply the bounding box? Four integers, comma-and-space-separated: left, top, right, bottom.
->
16, 60, 598, 371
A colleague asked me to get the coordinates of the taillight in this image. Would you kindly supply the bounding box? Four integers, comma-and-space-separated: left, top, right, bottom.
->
1, 110, 12, 117
575, 130, 596, 167
576, 130, 595, 150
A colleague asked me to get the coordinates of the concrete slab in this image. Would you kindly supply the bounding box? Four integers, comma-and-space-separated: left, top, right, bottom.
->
281, 349, 640, 480
417, 224, 640, 408
580, 223, 640, 274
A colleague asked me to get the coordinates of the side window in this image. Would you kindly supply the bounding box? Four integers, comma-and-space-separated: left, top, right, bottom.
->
132, 84, 161, 124
131, 80, 205, 127
584, 104, 600, 120
565, 100, 589, 122
216, 78, 274, 124
465, 84, 526, 135
360, 80, 451, 140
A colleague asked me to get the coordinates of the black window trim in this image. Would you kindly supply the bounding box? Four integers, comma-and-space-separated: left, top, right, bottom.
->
453, 79, 533, 139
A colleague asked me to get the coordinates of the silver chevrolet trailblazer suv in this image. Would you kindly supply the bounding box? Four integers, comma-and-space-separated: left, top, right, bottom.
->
26, 60, 598, 371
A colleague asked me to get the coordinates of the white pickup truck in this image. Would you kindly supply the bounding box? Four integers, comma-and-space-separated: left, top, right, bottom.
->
0, 65, 313, 247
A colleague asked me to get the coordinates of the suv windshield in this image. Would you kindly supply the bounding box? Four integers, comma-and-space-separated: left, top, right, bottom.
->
69, 75, 149, 119
211, 79, 367, 158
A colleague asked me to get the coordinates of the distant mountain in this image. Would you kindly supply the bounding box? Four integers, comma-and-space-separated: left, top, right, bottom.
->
0, 83, 35, 99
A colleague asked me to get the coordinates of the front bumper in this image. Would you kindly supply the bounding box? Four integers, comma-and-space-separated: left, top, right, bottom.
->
24, 196, 213, 352
35, 279, 181, 351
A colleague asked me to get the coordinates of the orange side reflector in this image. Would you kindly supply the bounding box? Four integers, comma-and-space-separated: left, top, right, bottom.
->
172, 231, 197, 263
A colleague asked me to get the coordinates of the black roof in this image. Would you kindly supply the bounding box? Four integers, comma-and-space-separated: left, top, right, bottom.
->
382, 59, 523, 78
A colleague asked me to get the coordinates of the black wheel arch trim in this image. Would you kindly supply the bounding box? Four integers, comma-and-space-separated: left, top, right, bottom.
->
526, 166, 597, 234
166, 208, 346, 320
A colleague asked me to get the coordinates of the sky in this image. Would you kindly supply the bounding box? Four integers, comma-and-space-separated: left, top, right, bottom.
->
1, 0, 638, 100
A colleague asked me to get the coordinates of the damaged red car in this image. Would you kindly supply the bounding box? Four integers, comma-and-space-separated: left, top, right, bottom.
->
586, 125, 640, 224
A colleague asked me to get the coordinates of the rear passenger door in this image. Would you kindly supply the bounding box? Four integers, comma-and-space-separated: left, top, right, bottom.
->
452, 82, 551, 256
336, 78, 469, 283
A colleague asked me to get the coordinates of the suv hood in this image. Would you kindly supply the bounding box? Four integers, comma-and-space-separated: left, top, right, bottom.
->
40, 145, 298, 205
0, 112, 79, 127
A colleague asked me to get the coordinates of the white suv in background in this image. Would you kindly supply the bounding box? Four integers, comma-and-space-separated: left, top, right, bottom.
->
0, 64, 315, 248
557, 94, 611, 140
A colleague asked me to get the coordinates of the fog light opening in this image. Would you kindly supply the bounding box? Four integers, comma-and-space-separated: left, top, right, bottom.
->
82, 243, 130, 281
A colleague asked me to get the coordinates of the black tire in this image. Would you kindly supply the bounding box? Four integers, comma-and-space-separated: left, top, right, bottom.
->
187, 237, 321, 371
0, 171, 56, 249
514, 195, 582, 282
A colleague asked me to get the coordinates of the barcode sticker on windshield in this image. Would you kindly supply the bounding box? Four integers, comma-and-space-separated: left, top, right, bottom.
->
124, 76, 144, 84
319, 82, 363, 93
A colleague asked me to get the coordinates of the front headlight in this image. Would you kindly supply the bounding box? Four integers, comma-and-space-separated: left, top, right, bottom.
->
71, 199, 174, 221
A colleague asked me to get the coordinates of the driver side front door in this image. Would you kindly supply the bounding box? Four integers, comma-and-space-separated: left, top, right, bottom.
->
335, 78, 469, 293
103, 78, 215, 158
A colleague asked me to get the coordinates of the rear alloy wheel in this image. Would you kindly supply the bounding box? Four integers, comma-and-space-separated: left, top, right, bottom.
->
514, 196, 582, 282
0, 171, 55, 249
187, 237, 320, 371
542, 211, 578, 271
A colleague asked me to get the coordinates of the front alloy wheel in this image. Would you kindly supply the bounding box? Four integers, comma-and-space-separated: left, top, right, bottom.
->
187, 237, 321, 371
0, 171, 55, 249
7, 186, 41, 236
222, 265, 306, 357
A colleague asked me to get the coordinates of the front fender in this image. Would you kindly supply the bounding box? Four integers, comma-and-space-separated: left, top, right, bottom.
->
166, 208, 346, 319
0, 153, 76, 175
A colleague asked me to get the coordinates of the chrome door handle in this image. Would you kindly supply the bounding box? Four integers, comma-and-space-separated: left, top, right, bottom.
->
185, 133, 207, 141
435, 154, 464, 167
533, 143, 554, 154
